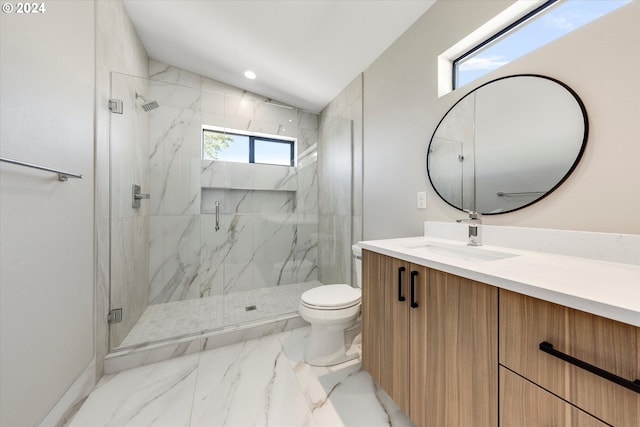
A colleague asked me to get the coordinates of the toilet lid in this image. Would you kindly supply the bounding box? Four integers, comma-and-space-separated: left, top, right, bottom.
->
301, 284, 361, 309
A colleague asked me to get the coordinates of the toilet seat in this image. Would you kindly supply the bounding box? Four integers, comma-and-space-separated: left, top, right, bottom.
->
300, 284, 361, 310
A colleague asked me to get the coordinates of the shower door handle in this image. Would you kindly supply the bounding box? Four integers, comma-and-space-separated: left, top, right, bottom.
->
215, 201, 220, 232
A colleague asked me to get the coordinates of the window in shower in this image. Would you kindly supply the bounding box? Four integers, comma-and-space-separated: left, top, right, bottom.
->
203, 127, 295, 166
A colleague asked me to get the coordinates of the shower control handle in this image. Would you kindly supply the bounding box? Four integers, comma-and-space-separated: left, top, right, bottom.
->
132, 184, 150, 209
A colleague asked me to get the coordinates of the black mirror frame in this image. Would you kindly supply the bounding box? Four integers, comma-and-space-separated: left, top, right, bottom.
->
426, 73, 589, 215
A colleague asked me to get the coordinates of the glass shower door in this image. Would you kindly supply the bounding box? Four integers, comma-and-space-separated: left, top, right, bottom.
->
109, 72, 213, 350
108, 72, 152, 350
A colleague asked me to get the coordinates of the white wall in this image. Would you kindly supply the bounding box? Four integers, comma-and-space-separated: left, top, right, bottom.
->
363, 0, 640, 238
0, 2, 95, 426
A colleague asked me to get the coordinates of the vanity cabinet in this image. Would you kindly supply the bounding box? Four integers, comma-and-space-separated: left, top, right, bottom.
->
362, 250, 498, 427
500, 290, 640, 427
499, 366, 608, 426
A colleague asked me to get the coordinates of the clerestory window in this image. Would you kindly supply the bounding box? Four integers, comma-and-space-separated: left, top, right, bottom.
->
202, 127, 295, 167
452, 0, 631, 89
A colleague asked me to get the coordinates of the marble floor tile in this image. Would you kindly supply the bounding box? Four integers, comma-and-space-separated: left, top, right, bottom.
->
191, 335, 317, 427
69, 327, 415, 427
279, 327, 414, 427
69, 353, 200, 427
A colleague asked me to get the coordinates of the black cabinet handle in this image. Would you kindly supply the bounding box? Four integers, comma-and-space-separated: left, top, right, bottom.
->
397, 266, 406, 302
539, 341, 640, 394
410, 270, 419, 308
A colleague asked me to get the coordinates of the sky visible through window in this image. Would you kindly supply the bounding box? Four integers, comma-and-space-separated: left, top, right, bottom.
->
219, 134, 250, 163
456, 0, 631, 88
254, 139, 292, 166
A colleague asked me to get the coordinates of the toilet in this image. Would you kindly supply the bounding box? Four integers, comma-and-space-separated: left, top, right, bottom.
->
298, 244, 363, 366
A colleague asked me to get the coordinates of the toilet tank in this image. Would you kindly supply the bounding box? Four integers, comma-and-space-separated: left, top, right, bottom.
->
352, 244, 363, 288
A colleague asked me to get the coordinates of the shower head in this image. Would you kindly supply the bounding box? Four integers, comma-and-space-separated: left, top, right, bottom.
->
135, 92, 159, 112
141, 100, 159, 112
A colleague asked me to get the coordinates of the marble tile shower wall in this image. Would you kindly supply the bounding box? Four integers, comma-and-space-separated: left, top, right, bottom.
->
147, 60, 319, 305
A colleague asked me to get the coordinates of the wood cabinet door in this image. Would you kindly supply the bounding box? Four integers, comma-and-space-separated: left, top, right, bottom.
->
382, 255, 411, 414
362, 250, 385, 385
500, 366, 608, 427
363, 251, 410, 413
414, 269, 498, 427
408, 264, 429, 426
364, 253, 499, 427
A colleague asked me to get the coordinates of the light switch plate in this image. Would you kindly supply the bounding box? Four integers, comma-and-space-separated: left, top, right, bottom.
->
417, 191, 427, 209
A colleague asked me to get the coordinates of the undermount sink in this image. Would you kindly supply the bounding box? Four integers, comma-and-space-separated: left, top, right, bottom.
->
402, 241, 519, 263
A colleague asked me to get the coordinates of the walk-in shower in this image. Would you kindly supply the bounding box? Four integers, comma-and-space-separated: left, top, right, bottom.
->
107, 69, 353, 352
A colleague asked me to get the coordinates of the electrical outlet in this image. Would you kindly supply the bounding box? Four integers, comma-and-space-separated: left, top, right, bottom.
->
417, 191, 427, 209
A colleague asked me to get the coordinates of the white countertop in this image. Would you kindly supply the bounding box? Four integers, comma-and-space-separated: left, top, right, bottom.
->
359, 236, 640, 327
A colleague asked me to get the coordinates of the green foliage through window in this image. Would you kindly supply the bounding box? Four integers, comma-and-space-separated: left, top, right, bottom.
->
203, 132, 232, 160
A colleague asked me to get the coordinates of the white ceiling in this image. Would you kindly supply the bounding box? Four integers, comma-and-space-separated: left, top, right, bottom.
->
123, 0, 436, 112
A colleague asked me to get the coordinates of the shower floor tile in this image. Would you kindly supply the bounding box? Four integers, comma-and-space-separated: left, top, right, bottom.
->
118, 281, 319, 349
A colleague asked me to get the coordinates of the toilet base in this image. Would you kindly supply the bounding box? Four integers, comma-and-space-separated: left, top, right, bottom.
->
304, 323, 359, 367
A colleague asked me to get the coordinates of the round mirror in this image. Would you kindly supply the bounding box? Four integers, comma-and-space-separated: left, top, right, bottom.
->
427, 74, 588, 214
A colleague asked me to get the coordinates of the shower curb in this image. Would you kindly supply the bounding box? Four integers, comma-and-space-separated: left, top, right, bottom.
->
104, 314, 308, 375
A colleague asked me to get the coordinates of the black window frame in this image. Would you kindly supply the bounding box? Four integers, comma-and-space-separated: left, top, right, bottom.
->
202, 129, 295, 167
452, 0, 558, 90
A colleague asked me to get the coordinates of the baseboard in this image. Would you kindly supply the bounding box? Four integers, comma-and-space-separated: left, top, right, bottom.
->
37, 356, 96, 427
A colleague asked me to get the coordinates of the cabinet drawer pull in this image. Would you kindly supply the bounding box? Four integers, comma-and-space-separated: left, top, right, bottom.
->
397, 266, 406, 302
410, 270, 419, 308
539, 341, 640, 394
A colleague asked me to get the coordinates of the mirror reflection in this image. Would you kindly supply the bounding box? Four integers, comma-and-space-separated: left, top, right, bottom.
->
427, 74, 588, 214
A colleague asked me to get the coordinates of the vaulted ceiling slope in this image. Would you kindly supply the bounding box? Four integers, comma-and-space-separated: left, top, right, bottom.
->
123, 0, 436, 112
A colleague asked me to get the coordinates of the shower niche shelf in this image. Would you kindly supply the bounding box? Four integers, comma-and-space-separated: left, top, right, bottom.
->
200, 188, 296, 215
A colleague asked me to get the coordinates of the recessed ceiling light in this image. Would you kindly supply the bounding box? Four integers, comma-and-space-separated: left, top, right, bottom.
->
244, 70, 256, 80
